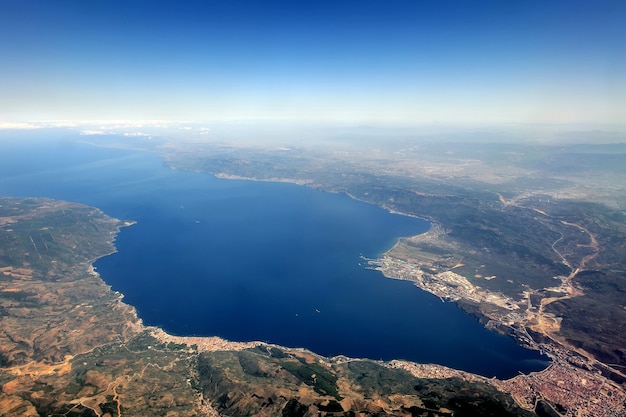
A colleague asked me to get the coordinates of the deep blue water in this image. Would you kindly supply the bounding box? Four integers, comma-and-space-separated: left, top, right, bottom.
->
0, 136, 549, 378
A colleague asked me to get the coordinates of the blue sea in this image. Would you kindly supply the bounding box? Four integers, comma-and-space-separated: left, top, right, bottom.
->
0, 134, 548, 378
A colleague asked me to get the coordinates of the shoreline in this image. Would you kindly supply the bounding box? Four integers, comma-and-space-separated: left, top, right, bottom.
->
170, 170, 626, 414
64, 155, 625, 415
92, 192, 538, 377
3, 185, 624, 415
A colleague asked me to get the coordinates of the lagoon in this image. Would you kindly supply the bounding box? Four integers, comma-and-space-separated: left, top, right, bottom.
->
0, 135, 548, 378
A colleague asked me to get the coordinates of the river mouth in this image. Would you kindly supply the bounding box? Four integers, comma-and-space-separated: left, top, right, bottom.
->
0, 138, 549, 379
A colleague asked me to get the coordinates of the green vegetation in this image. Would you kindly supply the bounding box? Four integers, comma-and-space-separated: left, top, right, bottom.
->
281, 358, 341, 399
195, 348, 535, 416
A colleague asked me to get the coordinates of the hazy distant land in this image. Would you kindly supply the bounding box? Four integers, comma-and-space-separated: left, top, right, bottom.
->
1, 130, 626, 416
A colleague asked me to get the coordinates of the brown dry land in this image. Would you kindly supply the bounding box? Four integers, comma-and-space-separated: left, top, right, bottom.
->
0, 197, 549, 416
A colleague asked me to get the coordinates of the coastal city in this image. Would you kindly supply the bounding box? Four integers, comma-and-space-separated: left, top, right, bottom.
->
498, 363, 626, 417
368, 235, 626, 416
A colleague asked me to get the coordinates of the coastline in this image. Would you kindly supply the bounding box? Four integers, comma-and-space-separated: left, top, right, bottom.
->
2, 190, 625, 415
180, 171, 626, 415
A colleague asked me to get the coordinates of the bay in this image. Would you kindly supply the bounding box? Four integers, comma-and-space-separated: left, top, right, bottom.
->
0, 135, 548, 378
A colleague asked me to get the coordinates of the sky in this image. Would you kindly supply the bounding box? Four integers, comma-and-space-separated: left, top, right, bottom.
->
1, 0, 625, 126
